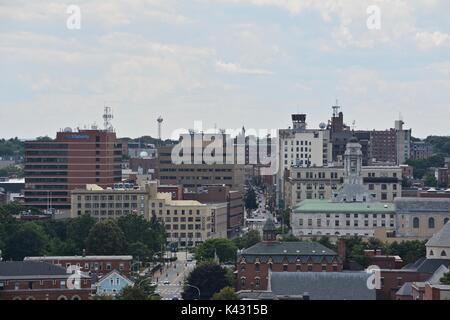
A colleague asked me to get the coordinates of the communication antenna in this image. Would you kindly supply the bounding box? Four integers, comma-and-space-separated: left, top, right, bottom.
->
351, 120, 356, 131
332, 99, 340, 117
103, 106, 114, 132
157, 116, 163, 140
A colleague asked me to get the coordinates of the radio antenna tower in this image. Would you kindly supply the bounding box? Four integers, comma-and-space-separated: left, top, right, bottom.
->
103, 106, 114, 132
157, 116, 163, 140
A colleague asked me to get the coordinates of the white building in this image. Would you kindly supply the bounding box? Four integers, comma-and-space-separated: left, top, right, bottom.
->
291, 137, 396, 238
277, 114, 332, 207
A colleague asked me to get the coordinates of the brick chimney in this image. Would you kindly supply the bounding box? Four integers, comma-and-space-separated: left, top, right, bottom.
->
337, 238, 346, 262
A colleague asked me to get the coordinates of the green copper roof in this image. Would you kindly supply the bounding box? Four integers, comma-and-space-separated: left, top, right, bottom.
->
292, 199, 395, 213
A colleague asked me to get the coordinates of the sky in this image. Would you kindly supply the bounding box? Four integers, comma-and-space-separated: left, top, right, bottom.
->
0, 0, 450, 140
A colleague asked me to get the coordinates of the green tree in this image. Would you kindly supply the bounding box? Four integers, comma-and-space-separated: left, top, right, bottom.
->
233, 230, 261, 249
5, 222, 48, 260
424, 174, 437, 187
211, 287, 240, 300
182, 262, 233, 300
440, 272, 450, 285
244, 188, 258, 210
66, 214, 96, 253
195, 238, 237, 263
118, 285, 148, 300
86, 220, 126, 255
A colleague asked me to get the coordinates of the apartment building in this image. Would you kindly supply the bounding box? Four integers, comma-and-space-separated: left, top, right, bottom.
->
24, 129, 122, 211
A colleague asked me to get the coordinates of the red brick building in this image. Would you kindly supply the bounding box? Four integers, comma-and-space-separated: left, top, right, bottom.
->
0, 261, 93, 300
24, 255, 133, 278
236, 219, 343, 291
24, 129, 122, 210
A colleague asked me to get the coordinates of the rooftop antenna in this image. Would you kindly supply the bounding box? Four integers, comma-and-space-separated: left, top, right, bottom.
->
103, 106, 114, 132
157, 116, 163, 140
351, 120, 356, 131
332, 99, 340, 117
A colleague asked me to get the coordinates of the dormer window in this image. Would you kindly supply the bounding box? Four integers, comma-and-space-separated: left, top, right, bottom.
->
429, 250, 434, 256
441, 250, 447, 257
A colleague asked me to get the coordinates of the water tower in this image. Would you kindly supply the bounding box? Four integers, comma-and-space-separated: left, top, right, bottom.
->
157, 116, 163, 140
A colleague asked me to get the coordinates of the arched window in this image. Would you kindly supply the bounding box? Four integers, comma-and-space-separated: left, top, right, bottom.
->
240, 277, 246, 287
57, 296, 67, 300
255, 263, 260, 272
72, 296, 81, 300
441, 250, 447, 257
444, 218, 449, 225
428, 217, 435, 229
413, 217, 420, 229
429, 250, 434, 256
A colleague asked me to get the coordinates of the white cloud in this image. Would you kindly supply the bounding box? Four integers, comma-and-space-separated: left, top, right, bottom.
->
416, 31, 450, 49
215, 61, 273, 75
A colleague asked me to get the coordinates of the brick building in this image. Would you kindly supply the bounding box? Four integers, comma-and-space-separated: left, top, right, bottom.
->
0, 261, 93, 300
24, 255, 133, 278
236, 219, 343, 292
183, 185, 244, 237
24, 129, 122, 211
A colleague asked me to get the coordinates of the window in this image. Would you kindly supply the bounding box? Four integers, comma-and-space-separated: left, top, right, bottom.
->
321, 265, 327, 272
441, 250, 447, 257
255, 278, 260, 288
240, 277, 246, 287
283, 265, 288, 272
255, 263, 260, 272
428, 217, 435, 229
307, 265, 313, 272
413, 217, 420, 229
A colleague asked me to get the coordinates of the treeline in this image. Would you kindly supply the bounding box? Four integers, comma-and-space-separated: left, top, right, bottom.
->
0, 205, 166, 261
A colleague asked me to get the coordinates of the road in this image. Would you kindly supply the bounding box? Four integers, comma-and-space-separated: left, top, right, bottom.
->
245, 187, 276, 234
153, 251, 196, 300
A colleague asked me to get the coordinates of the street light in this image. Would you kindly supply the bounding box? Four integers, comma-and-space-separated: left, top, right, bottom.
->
184, 284, 201, 300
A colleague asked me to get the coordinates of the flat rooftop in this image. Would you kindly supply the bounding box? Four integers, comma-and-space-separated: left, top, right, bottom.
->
293, 199, 395, 213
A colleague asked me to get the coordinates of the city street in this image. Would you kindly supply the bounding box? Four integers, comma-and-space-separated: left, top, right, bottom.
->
152, 251, 196, 300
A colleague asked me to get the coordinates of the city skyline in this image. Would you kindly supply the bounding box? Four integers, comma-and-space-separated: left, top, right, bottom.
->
1, 0, 450, 139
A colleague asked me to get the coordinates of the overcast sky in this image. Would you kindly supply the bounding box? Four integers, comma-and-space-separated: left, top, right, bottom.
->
1, 0, 450, 140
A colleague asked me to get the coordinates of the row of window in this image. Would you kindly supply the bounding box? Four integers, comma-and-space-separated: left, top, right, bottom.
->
79, 195, 142, 201
412, 217, 449, 229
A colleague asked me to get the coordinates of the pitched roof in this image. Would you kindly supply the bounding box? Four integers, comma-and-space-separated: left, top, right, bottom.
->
396, 282, 413, 296
270, 272, 376, 300
402, 259, 450, 274
427, 265, 449, 284
97, 270, 134, 286
263, 218, 276, 232
426, 222, 450, 248
0, 261, 67, 277
395, 197, 450, 214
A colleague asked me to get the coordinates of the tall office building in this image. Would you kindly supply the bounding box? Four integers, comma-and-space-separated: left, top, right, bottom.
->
24, 129, 122, 211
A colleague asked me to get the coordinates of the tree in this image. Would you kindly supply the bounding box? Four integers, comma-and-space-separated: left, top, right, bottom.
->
66, 214, 96, 253
211, 287, 239, 300
316, 236, 336, 251
424, 174, 437, 187
118, 285, 148, 300
182, 262, 233, 300
233, 230, 261, 249
440, 272, 450, 285
5, 222, 48, 260
86, 220, 126, 255
195, 238, 237, 263
244, 188, 258, 210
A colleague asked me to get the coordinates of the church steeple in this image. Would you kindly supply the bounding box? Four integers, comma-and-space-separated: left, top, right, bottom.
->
263, 218, 277, 242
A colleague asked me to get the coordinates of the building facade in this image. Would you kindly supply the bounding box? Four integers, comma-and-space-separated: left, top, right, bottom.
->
24, 129, 122, 211
395, 197, 450, 239
291, 138, 397, 238
0, 261, 92, 300
411, 142, 433, 161
24, 255, 133, 278
285, 164, 401, 207
236, 219, 343, 292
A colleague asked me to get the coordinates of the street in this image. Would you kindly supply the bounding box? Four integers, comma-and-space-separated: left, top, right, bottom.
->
245, 187, 276, 235
152, 251, 196, 300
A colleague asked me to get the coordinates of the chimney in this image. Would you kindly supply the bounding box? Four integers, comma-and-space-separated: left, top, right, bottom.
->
337, 238, 346, 262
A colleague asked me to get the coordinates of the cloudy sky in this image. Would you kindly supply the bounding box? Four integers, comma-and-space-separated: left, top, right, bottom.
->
1, 0, 449, 139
